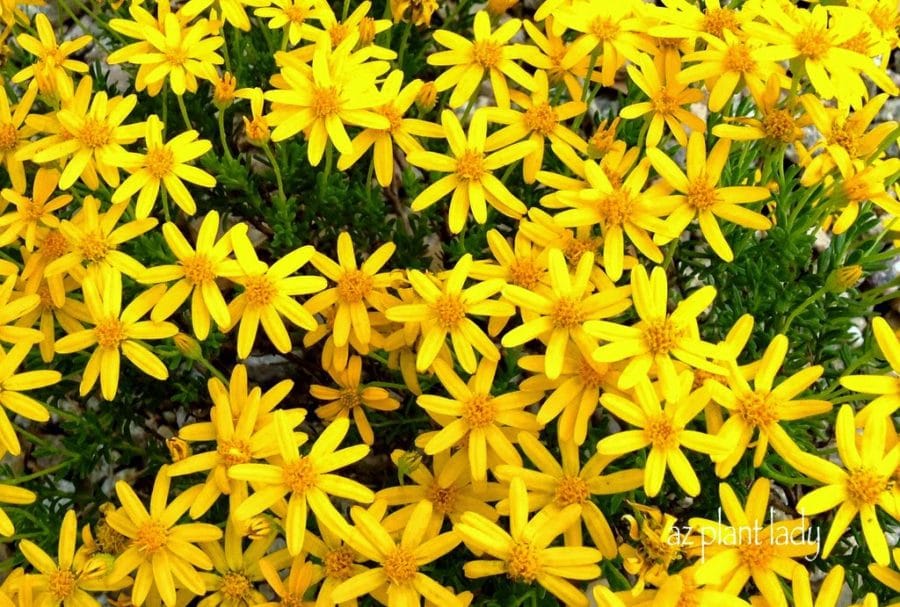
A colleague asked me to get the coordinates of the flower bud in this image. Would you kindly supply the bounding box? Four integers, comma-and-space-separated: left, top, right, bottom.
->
587, 118, 621, 158
416, 81, 437, 112
245, 516, 273, 540
358, 16, 377, 46
487, 0, 518, 16
243, 115, 270, 146
166, 437, 191, 462
174, 333, 203, 360
213, 72, 237, 110
825, 265, 863, 293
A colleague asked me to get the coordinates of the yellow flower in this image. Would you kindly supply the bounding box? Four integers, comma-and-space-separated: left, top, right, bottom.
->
303, 516, 371, 607
336, 71, 444, 187
15, 274, 91, 363
311, 355, 400, 445
785, 565, 847, 607
12, 13, 91, 97
619, 55, 706, 147
705, 334, 832, 476
841, 316, 900, 420
258, 556, 317, 607
142, 211, 245, 340
198, 520, 274, 607
598, 373, 728, 496
520, 17, 589, 102
112, 115, 216, 217
208, 0, 265, 31
390, 0, 438, 26
455, 477, 602, 607
690, 478, 818, 607
0, 168, 71, 251
385, 253, 513, 373
619, 502, 689, 592
377, 448, 506, 538
406, 110, 535, 234
106, 468, 223, 607
236, 87, 270, 146
587, 265, 723, 402
416, 357, 541, 482
788, 406, 898, 566
501, 249, 630, 381
21, 77, 145, 190
0, 340, 61, 455
830, 157, 900, 235
0, 81, 37, 192
46, 196, 157, 286
306, 231, 398, 350
55, 273, 177, 401
265, 36, 390, 165
495, 433, 643, 557
254, 0, 318, 47
484, 70, 586, 184
711, 75, 805, 146
0, 481, 34, 537
331, 500, 461, 606
228, 412, 374, 555
429, 10, 536, 108
0, 273, 43, 347
167, 364, 306, 519
647, 132, 772, 261
213, 71, 237, 109
300, 0, 390, 49
646, 0, 747, 40
226, 243, 326, 359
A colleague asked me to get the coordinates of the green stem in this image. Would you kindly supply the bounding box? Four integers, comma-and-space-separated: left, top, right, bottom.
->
320, 142, 333, 200
6, 459, 76, 485
397, 22, 412, 68
160, 185, 172, 222
781, 285, 827, 334
366, 381, 408, 391
342, 0, 351, 20
175, 93, 193, 131
222, 30, 233, 73
198, 356, 228, 384
218, 109, 233, 160
263, 142, 286, 205
461, 89, 480, 124
582, 48, 600, 103
161, 84, 169, 136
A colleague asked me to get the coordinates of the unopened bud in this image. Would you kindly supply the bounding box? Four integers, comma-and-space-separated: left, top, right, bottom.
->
174, 333, 203, 360
358, 16, 377, 46
587, 117, 621, 158
81, 554, 115, 580
166, 437, 191, 462
213, 72, 237, 110
396, 449, 423, 484
416, 81, 437, 112
487, 0, 518, 16
826, 265, 863, 293
245, 516, 273, 540
243, 115, 270, 146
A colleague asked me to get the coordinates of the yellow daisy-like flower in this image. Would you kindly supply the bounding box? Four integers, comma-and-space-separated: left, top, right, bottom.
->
228, 412, 374, 556
520, 17, 590, 102
495, 432, 643, 557
112, 115, 216, 217
16, 276, 91, 363
647, 132, 772, 261
332, 500, 462, 606
0, 273, 43, 346
789, 406, 898, 566
690, 478, 818, 607
455, 477, 602, 607
841, 316, 900, 420
502, 249, 631, 381
198, 520, 273, 607
646, 0, 747, 40
588, 265, 722, 402
830, 156, 900, 235
258, 556, 317, 607
107, 468, 223, 607
416, 357, 541, 483
11, 13, 91, 97
0, 167, 71, 251
428, 10, 535, 108
142, 211, 245, 341
406, 109, 535, 234
306, 231, 397, 350
0, 481, 34, 537
705, 333, 832, 477
597, 373, 728, 497
619, 55, 706, 147
55, 273, 177, 401
208, 0, 266, 31
303, 516, 371, 607
784, 565, 848, 607
226, 242, 326, 359
0, 81, 37, 192
311, 355, 400, 445
22, 77, 144, 190
385, 253, 513, 373
254, 0, 318, 47
711, 75, 805, 147
0, 340, 61, 456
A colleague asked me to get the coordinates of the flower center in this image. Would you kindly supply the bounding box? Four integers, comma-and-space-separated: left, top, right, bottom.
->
96, 519, 129, 554
41, 230, 70, 259
456, 149, 486, 182
324, 546, 356, 580
675, 582, 701, 607
846, 467, 887, 507
95, 318, 127, 350
135, 520, 168, 555
702, 8, 738, 37
22, 198, 46, 221
381, 105, 404, 133
145, 147, 174, 179
312, 86, 341, 118
843, 175, 870, 202
828, 124, 860, 158
337, 269, 373, 303
762, 109, 796, 143
736, 391, 779, 427
78, 117, 111, 149
723, 44, 756, 73
284, 5, 309, 23
686, 180, 720, 210
383, 547, 418, 585
339, 388, 362, 410
48, 570, 77, 600
472, 40, 502, 68
328, 23, 350, 46
165, 46, 188, 66
578, 357, 608, 388
463, 394, 496, 429
507, 540, 540, 582
220, 571, 252, 600
590, 17, 619, 41
426, 483, 459, 514
243, 275, 277, 306
551, 297, 584, 329
554, 475, 589, 506
523, 103, 558, 136
431, 294, 466, 330
246, 116, 269, 142
282, 457, 317, 494
645, 413, 679, 450
651, 87, 680, 116
562, 235, 598, 262
795, 27, 830, 60
37, 285, 56, 309
182, 254, 216, 285
841, 31, 872, 55
0, 123, 18, 151
869, 6, 899, 33
588, 120, 619, 157
508, 258, 543, 290
594, 190, 634, 227
79, 231, 110, 262
642, 318, 683, 355
217, 438, 252, 467
737, 539, 773, 569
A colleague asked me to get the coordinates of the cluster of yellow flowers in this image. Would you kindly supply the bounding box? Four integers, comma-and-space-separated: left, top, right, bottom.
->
0, 0, 899, 606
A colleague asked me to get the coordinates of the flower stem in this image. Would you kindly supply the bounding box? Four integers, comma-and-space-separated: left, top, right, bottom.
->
320, 142, 333, 200
218, 110, 233, 160
263, 142, 286, 205
781, 285, 827, 334
161, 185, 172, 222
175, 93, 193, 131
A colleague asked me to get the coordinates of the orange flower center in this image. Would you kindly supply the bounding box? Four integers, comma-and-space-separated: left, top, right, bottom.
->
736, 390, 779, 427
217, 438, 252, 467
22, 198, 46, 221
431, 294, 467, 329
312, 86, 341, 118
95, 318, 127, 350
590, 17, 619, 41
282, 457, 318, 494
246, 116, 269, 142
135, 519, 168, 555
48, 570, 77, 600
551, 297, 584, 329
456, 149, 486, 182
594, 190, 634, 227
645, 413, 679, 449
337, 269, 373, 303
381, 105, 404, 133
284, 5, 309, 23
841, 31, 872, 55
383, 547, 418, 585
37, 284, 56, 309
508, 258, 543, 290
762, 109, 796, 143
523, 103, 558, 136
651, 87, 680, 116
642, 318, 683, 355
79, 231, 111, 262
828, 124, 860, 157
578, 357, 608, 388
463, 394, 496, 429
243, 275, 277, 306
507, 540, 540, 582
339, 388, 362, 410
702, 8, 738, 37
472, 40, 502, 68
182, 254, 216, 285
78, 117, 112, 149
329, 23, 350, 46
795, 27, 830, 60
554, 475, 589, 506
0, 123, 18, 152
737, 539, 773, 568
41, 230, 70, 259
324, 546, 356, 580
687, 180, 720, 211
562, 235, 599, 262
723, 44, 756, 73
165, 46, 188, 66
846, 467, 887, 507
220, 571, 252, 600
870, 5, 900, 33
145, 147, 174, 179
426, 483, 459, 514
